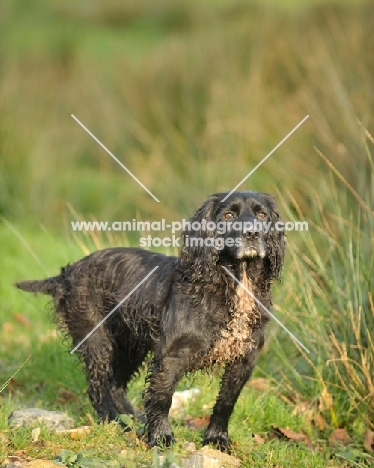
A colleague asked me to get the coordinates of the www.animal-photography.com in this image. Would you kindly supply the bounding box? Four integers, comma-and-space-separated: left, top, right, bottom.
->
1, 1, 373, 467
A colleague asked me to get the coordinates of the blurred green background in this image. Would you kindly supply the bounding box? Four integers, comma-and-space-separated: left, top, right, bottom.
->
0, 0, 373, 461
1, 0, 372, 229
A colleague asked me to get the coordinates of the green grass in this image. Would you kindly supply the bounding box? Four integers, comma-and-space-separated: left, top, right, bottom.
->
0, 318, 332, 467
1, 149, 373, 465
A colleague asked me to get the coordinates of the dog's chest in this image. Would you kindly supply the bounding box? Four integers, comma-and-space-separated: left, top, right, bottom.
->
199, 272, 257, 367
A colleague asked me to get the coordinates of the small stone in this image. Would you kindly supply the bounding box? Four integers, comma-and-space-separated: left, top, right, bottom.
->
31, 427, 40, 443
182, 452, 219, 468
182, 441, 197, 452
170, 389, 200, 416
8, 409, 74, 432
181, 446, 241, 468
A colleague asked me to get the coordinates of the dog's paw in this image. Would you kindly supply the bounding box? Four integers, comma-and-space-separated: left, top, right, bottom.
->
148, 433, 176, 448
203, 433, 231, 452
147, 418, 175, 448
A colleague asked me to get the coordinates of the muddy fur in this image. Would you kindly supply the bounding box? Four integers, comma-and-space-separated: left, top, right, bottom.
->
198, 269, 257, 368
16, 191, 285, 451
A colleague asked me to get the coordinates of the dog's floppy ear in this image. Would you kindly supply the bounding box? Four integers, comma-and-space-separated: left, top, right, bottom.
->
262, 193, 285, 280
180, 195, 221, 272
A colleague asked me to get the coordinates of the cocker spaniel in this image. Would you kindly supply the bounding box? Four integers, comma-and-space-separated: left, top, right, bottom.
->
16, 191, 285, 450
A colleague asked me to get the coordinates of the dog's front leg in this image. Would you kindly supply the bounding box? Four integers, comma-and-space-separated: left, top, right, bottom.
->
204, 332, 264, 451
144, 355, 186, 447
145, 333, 207, 447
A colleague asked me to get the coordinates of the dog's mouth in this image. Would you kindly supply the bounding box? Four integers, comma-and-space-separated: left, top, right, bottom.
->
237, 241, 266, 259
246, 247, 261, 258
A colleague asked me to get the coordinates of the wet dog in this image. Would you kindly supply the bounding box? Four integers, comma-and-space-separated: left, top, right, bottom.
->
16, 191, 285, 450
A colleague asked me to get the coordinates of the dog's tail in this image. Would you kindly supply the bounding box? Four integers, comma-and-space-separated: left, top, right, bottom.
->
15, 277, 58, 296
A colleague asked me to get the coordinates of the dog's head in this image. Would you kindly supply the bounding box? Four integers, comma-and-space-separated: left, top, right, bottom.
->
180, 191, 285, 280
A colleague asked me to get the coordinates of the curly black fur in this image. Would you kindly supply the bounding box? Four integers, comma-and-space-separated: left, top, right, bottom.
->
16, 191, 285, 451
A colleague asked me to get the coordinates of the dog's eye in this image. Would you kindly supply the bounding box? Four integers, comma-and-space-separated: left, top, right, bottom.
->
258, 212, 267, 219
224, 212, 234, 220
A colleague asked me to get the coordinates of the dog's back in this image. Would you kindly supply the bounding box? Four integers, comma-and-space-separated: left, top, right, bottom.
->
16, 247, 178, 345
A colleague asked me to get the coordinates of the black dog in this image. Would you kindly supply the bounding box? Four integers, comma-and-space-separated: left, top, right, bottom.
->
16, 191, 285, 450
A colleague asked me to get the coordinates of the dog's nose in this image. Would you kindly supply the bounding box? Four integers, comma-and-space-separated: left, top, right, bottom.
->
245, 230, 259, 240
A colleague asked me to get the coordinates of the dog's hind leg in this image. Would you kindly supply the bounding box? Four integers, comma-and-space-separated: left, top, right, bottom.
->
203, 332, 264, 452
110, 386, 146, 424
77, 332, 120, 424
109, 344, 148, 424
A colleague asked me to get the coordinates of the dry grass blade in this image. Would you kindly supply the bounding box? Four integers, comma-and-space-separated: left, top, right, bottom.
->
314, 147, 373, 215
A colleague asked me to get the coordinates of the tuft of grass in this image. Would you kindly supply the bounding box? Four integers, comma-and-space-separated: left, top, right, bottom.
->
262, 128, 373, 434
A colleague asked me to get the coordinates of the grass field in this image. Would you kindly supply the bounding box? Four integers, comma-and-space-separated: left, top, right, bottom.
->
1, 0, 373, 466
